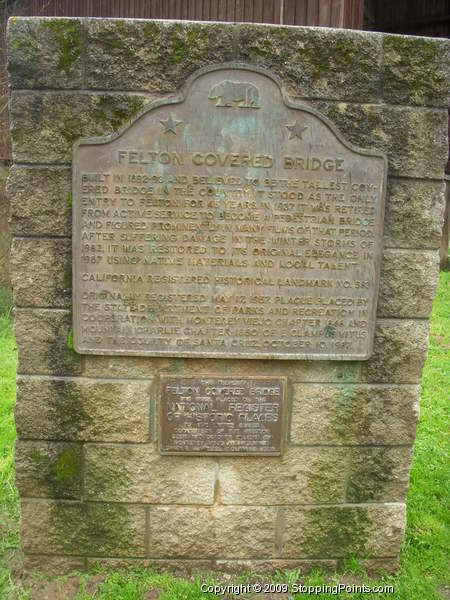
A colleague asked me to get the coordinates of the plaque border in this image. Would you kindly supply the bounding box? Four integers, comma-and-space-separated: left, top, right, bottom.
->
158, 375, 288, 457
72, 62, 388, 361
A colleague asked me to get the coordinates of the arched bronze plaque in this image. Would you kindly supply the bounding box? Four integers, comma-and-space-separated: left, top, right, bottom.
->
73, 64, 387, 360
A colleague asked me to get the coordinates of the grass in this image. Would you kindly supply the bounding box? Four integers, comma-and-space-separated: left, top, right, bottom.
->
0, 274, 448, 599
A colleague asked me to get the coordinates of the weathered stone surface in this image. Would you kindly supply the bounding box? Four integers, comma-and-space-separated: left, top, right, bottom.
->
7, 17, 446, 573
215, 507, 276, 558
86, 557, 338, 574
347, 447, 414, 503
7, 17, 84, 89
15, 440, 82, 499
23, 555, 86, 575
14, 309, 82, 376
214, 559, 338, 574
361, 319, 430, 384
219, 447, 347, 505
291, 384, 420, 446
7, 166, 72, 237
81, 354, 359, 383
280, 504, 406, 558
378, 249, 439, 318
149, 506, 276, 558
84, 444, 215, 504
307, 101, 448, 179
86, 557, 215, 573
384, 178, 446, 250
85, 19, 236, 92
382, 35, 450, 108
207, 506, 278, 559
149, 507, 214, 558
357, 557, 400, 575
84, 20, 383, 101
9, 91, 149, 163
21, 499, 145, 557
238, 24, 382, 102
11, 238, 71, 308
15, 377, 151, 442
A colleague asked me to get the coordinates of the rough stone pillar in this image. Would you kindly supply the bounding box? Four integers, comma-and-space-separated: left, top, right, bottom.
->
0, 160, 10, 287
7, 17, 449, 575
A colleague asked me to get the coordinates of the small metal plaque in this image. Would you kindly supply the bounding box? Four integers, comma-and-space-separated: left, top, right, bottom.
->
160, 376, 285, 455
73, 63, 387, 360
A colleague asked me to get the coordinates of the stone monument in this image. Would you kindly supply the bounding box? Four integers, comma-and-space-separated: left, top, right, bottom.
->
7, 17, 449, 574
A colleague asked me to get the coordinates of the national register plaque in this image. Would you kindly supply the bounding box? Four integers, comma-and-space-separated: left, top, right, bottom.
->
160, 376, 285, 455
72, 64, 387, 359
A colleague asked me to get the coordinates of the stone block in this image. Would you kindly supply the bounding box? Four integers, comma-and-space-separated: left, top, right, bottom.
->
15, 376, 151, 442
149, 506, 276, 559
378, 249, 439, 318
85, 19, 236, 92
358, 557, 400, 575
7, 17, 84, 89
23, 555, 86, 575
15, 440, 82, 499
219, 447, 347, 505
346, 446, 414, 503
361, 319, 430, 384
382, 35, 450, 108
237, 24, 382, 102
291, 384, 420, 446
11, 238, 71, 308
84, 444, 215, 504
214, 559, 338, 574
307, 101, 448, 179
9, 91, 149, 163
86, 557, 337, 574
21, 499, 146, 556
14, 309, 82, 376
280, 503, 406, 558
383, 178, 446, 250
86, 557, 215, 573
7, 166, 72, 237
81, 354, 359, 383
149, 506, 215, 559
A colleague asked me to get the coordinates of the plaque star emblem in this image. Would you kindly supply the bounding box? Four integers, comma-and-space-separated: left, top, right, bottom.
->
286, 120, 308, 140
160, 114, 182, 134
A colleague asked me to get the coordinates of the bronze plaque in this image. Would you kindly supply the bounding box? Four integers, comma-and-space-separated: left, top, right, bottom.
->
73, 64, 387, 359
160, 376, 285, 455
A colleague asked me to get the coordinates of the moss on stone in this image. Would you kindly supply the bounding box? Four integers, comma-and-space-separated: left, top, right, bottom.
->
306, 449, 344, 503
50, 501, 138, 555
63, 260, 72, 292
27, 448, 44, 464
170, 359, 183, 373
171, 33, 185, 64
41, 19, 83, 75
93, 95, 145, 133
52, 447, 81, 484
347, 449, 395, 502
67, 327, 74, 351
47, 379, 96, 438
84, 446, 130, 498
302, 506, 372, 556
